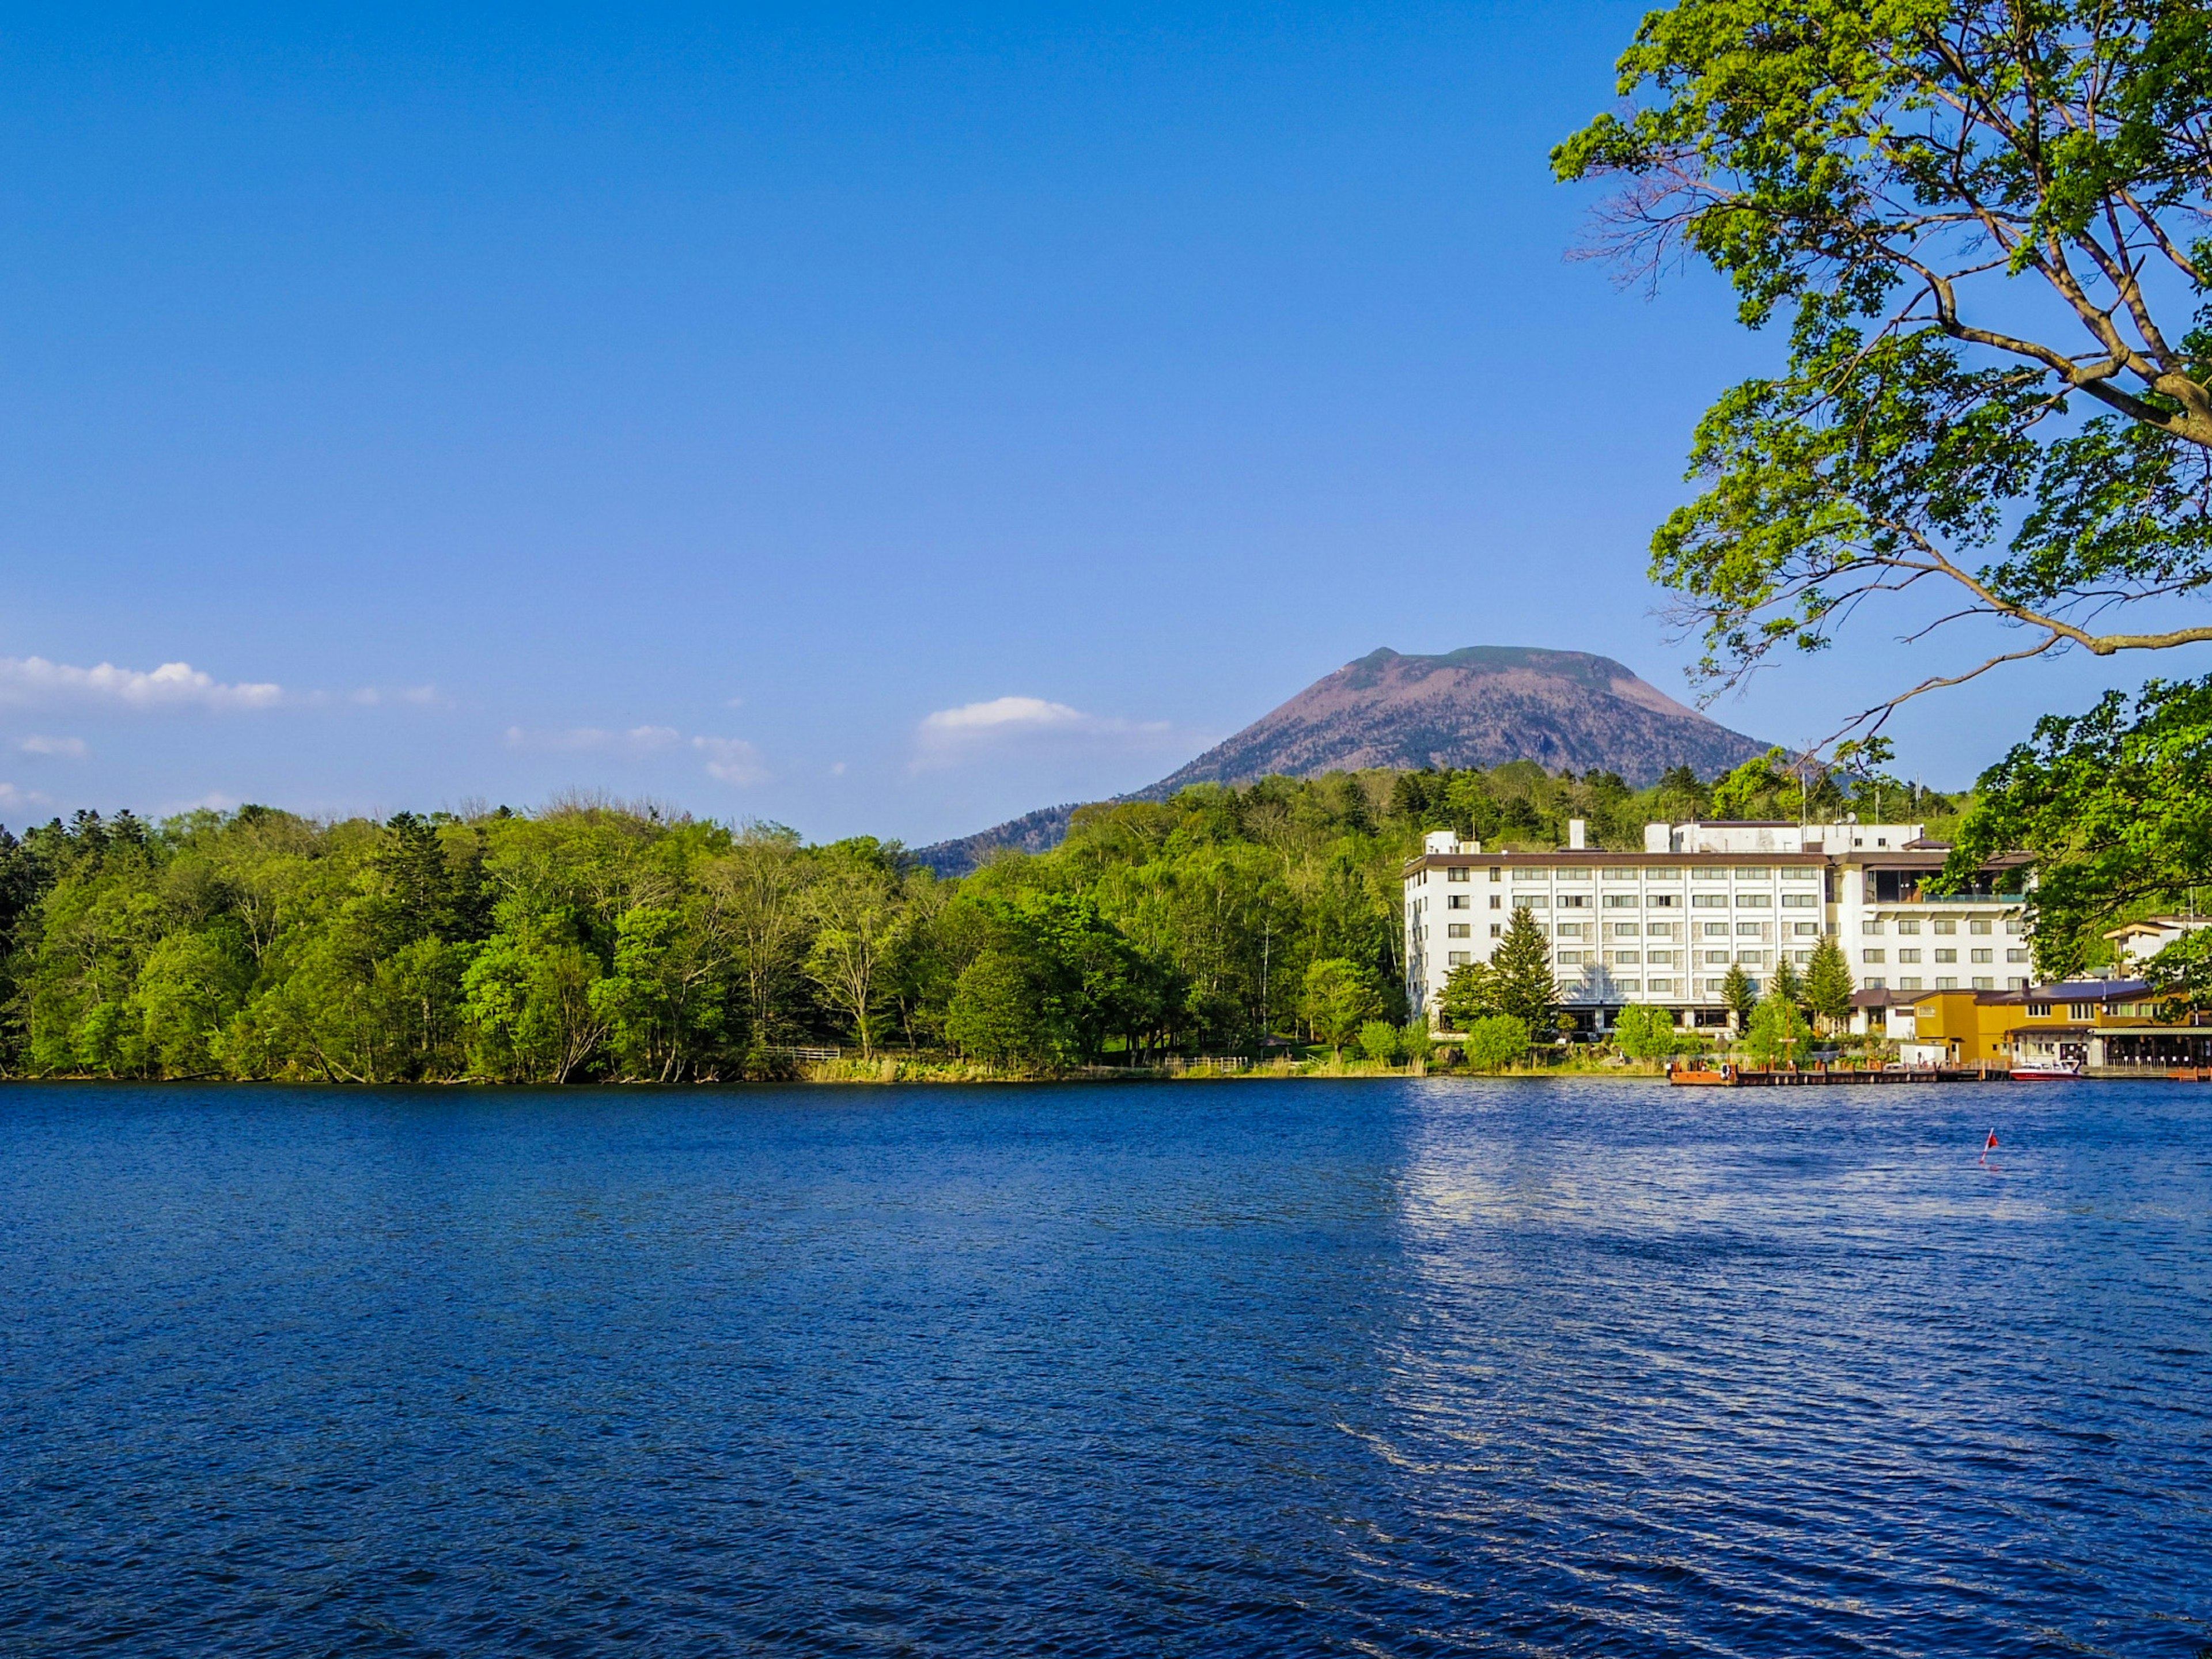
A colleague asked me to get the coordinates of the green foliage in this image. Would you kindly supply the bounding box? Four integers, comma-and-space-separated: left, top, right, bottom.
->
1488, 906, 1558, 1034
1396, 1021, 1434, 1065
1462, 1013, 1531, 1072
1803, 934, 1854, 1030
1354, 1020, 1401, 1064
1555, 0, 2212, 813
1952, 676, 2212, 988
1302, 958, 1382, 1056
1743, 990, 1812, 1066
1613, 1003, 1690, 1060
1719, 962, 1757, 1029
1769, 954, 1803, 1012
1437, 960, 1498, 1033
0, 756, 1781, 1082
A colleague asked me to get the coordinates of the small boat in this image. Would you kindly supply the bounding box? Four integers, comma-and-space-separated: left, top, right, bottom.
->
2009, 1060, 2082, 1081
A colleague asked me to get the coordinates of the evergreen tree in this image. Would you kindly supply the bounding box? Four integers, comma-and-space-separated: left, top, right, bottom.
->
1804, 936, 1854, 1033
1720, 963, 1756, 1033
1437, 960, 1498, 1033
1490, 906, 1557, 1036
1770, 954, 1804, 1013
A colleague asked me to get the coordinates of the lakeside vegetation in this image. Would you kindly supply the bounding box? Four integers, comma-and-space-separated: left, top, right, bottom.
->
0, 755, 1956, 1084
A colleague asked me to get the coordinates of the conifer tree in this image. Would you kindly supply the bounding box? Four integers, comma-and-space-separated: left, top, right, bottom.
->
1770, 955, 1804, 1013
1719, 962, 1756, 1033
1490, 906, 1557, 1036
1437, 960, 1498, 1033
1804, 936, 1854, 1034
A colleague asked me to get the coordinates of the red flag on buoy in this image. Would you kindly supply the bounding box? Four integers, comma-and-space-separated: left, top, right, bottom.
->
1980, 1128, 1999, 1164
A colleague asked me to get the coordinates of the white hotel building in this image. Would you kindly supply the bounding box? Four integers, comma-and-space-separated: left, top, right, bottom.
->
1404, 819, 2031, 1031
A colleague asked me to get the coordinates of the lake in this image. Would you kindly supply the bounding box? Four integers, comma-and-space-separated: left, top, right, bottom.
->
3, 1078, 2208, 1656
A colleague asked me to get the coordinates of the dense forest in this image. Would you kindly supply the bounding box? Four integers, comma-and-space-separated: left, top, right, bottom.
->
0, 752, 1961, 1081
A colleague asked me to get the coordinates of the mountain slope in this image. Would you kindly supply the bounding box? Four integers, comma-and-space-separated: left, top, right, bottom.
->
914, 646, 1767, 874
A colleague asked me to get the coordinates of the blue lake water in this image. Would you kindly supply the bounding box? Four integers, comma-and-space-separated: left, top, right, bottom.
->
3, 1078, 2209, 1657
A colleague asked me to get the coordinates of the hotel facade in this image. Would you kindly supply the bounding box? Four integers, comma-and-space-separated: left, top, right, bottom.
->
1403, 819, 2031, 1031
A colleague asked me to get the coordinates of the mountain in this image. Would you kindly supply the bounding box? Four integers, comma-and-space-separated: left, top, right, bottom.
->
912, 646, 1768, 874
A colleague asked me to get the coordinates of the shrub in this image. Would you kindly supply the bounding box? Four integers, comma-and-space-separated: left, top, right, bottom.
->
1463, 1013, 1531, 1073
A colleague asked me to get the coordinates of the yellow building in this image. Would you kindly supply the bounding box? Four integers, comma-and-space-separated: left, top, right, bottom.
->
1899, 981, 2162, 1066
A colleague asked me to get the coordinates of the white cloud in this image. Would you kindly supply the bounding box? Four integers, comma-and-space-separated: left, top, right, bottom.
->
0, 782, 51, 810
911, 695, 1180, 772
694, 736, 768, 784
349, 684, 441, 707
0, 656, 281, 710
506, 724, 683, 754
17, 735, 87, 757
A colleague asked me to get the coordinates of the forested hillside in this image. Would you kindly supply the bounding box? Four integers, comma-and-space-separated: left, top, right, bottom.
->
0, 753, 1955, 1081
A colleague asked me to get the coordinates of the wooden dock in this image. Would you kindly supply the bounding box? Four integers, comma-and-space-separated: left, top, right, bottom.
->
1668, 1063, 2013, 1088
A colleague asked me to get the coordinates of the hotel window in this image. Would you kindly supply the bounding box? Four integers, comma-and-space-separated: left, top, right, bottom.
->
1447, 895, 1470, 909
1793, 950, 1813, 965
1704, 950, 1730, 964
1737, 950, 1766, 965
1558, 894, 1589, 908
1647, 893, 1678, 907
1490, 867, 1502, 881
1898, 949, 1922, 963
2004, 918, 2021, 933
1936, 976, 1958, 990
1969, 918, 1990, 934
1647, 979, 1673, 993
1865, 977, 1886, 989
1514, 895, 1548, 908
1970, 948, 1991, 964
2009, 977, 2029, 990
1647, 922, 1677, 938
1899, 977, 1922, 990
1862, 920, 1884, 935
1897, 919, 1921, 935
1613, 922, 1640, 938
2006, 948, 2028, 963
1793, 922, 1820, 936
1972, 977, 1994, 990
1736, 921, 1764, 936
1692, 893, 1728, 908
1610, 950, 1641, 965
1603, 868, 1637, 880
1934, 948, 1957, 963
1446, 924, 1471, 938
1556, 923, 1587, 940
1604, 894, 1639, 907
1933, 919, 1957, 935
1736, 892, 1771, 907
1448, 951, 1470, 965
1647, 950, 1675, 965
1447, 866, 1469, 883
1513, 866, 1547, 880
1735, 867, 1768, 879
1782, 867, 1820, 881
1614, 979, 1641, 993
1490, 924, 1503, 937
1703, 922, 1729, 938
1782, 893, 1817, 907
1556, 950, 1587, 965
1490, 895, 1502, 909
1863, 949, 1886, 964
1692, 866, 1726, 880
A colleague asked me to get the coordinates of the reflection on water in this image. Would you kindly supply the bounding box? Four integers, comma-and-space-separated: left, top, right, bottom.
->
2, 1080, 2206, 1656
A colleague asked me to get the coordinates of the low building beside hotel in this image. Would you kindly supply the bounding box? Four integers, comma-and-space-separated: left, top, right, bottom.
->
1403, 817, 2030, 1033
1896, 979, 2210, 1071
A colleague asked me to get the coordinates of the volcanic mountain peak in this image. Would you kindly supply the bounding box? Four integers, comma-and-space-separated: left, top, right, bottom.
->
914, 646, 1767, 873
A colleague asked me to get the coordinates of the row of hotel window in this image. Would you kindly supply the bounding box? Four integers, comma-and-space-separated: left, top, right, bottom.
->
1430, 892, 1824, 910
1861, 917, 2017, 934
1433, 953, 2030, 997
1862, 948, 2028, 963
1433, 921, 1822, 940
1438, 866, 1821, 881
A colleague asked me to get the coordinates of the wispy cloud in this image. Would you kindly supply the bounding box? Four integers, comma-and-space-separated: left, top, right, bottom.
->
505, 722, 769, 785
505, 724, 683, 754
17, 735, 87, 757
0, 656, 281, 710
347, 685, 441, 707
911, 695, 1183, 772
693, 736, 768, 784
0, 781, 51, 810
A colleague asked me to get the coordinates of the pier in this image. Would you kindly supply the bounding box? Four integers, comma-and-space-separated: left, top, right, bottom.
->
1669, 1063, 2014, 1087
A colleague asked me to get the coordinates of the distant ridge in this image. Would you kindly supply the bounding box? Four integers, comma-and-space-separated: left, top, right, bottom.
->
914, 646, 1768, 874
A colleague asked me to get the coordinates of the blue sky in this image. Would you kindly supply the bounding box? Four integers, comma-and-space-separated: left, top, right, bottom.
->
0, 2, 2166, 842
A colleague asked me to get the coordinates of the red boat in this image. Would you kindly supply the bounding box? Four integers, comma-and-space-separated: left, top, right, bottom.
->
2009, 1060, 2082, 1081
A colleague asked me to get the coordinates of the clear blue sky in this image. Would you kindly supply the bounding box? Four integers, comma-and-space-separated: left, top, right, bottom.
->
0, 1, 2148, 842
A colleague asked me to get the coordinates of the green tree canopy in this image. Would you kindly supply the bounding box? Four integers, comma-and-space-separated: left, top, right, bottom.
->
1489, 906, 1558, 1034
1302, 957, 1382, 1056
1463, 1013, 1532, 1073
1804, 934, 1855, 1030
1720, 962, 1758, 1031
1743, 990, 1813, 1066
